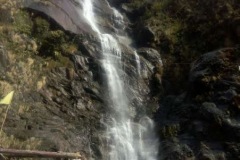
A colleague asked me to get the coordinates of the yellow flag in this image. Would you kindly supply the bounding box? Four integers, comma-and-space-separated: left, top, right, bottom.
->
0, 91, 14, 105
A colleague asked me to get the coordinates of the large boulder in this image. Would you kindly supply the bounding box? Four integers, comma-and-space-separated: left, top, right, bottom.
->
189, 48, 240, 98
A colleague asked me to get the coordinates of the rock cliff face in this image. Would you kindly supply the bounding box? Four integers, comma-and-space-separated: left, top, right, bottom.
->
155, 48, 240, 159
0, 0, 162, 159
1, 0, 240, 159
116, 0, 240, 159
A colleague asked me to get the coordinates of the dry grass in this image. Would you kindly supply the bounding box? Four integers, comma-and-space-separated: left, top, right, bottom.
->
0, 132, 41, 150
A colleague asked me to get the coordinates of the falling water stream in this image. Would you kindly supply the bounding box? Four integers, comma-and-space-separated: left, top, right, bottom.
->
80, 0, 158, 159
134, 51, 141, 76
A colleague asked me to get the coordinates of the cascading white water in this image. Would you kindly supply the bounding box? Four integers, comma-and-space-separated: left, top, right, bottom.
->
134, 51, 141, 76
80, 0, 158, 159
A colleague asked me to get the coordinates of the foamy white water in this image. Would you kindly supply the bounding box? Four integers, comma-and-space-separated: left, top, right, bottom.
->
80, 0, 159, 159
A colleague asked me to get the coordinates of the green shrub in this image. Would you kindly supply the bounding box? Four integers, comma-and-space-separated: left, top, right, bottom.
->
14, 10, 33, 35
33, 17, 50, 39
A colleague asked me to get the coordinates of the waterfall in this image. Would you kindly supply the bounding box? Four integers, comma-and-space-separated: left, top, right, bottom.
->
80, 0, 159, 159
134, 50, 141, 76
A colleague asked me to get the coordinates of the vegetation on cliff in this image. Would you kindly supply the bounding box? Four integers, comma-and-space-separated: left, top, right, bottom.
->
126, 0, 240, 93
0, 1, 103, 158
122, 0, 240, 159
0, 0, 79, 151
1, 0, 240, 159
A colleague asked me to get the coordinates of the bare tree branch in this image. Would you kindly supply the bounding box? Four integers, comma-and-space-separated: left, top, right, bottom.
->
0, 148, 83, 159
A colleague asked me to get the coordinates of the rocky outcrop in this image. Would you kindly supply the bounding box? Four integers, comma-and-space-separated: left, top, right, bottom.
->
0, 41, 108, 159
155, 48, 240, 160
137, 48, 163, 96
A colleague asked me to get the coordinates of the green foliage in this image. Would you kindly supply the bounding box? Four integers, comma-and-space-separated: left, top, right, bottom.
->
33, 17, 50, 38
47, 55, 74, 69
32, 16, 75, 59
39, 30, 66, 57
152, 1, 170, 12
1, 8, 77, 70
127, 0, 145, 8
47, 30, 66, 44
128, 0, 240, 93
14, 10, 33, 35
130, 0, 240, 54
144, 0, 174, 19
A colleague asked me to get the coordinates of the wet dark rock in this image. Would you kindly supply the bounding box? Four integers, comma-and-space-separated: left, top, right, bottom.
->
155, 47, 240, 159
201, 102, 226, 125
137, 48, 161, 65
135, 25, 155, 46
73, 55, 90, 71
81, 42, 100, 59
189, 48, 239, 98
198, 143, 217, 160
136, 48, 163, 97
161, 139, 195, 160
224, 142, 240, 159
108, 0, 129, 7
